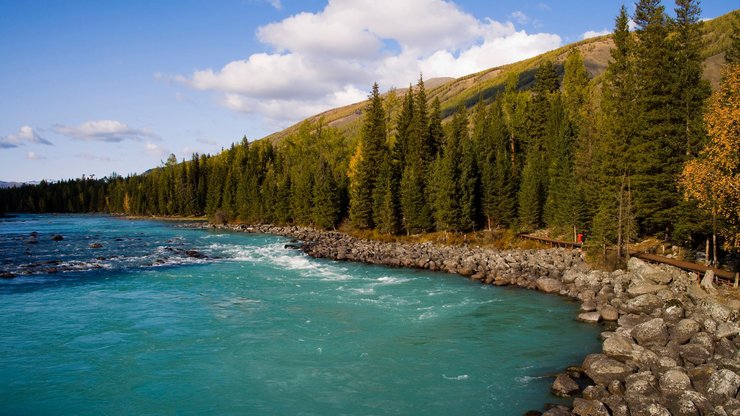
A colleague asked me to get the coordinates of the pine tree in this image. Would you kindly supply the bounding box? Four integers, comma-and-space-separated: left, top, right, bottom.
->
433, 107, 465, 231
312, 160, 340, 229
349, 83, 387, 229
400, 164, 432, 234
593, 5, 636, 252
373, 157, 400, 234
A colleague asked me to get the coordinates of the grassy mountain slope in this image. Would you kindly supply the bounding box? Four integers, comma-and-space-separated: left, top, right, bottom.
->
261, 9, 737, 145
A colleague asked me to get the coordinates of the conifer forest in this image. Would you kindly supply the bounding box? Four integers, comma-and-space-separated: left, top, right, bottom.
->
2, 1, 739, 259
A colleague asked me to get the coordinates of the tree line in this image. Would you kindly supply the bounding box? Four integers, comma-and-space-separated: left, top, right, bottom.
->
1, 0, 738, 259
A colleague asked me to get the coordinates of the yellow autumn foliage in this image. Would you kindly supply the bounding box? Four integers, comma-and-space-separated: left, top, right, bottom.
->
680, 64, 740, 249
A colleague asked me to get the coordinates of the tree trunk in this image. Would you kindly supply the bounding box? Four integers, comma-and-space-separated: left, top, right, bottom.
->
712, 209, 718, 267
705, 237, 710, 266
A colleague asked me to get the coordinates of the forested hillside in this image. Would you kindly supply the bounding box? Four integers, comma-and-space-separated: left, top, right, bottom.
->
2, 3, 738, 258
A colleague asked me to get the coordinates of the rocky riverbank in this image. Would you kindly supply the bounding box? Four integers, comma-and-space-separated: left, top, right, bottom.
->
201, 223, 740, 415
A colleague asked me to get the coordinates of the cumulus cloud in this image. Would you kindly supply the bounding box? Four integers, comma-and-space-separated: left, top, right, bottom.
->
0, 126, 52, 148
173, 0, 562, 126
583, 29, 611, 39
54, 120, 159, 142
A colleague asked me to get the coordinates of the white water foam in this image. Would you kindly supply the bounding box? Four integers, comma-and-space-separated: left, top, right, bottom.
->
443, 374, 469, 381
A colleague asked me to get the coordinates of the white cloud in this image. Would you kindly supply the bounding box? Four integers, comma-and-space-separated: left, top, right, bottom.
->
26, 151, 46, 160
510, 11, 529, 25
144, 141, 169, 158
0, 125, 52, 148
54, 120, 159, 142
267, 0, 282, 10
582, 29, 611, 39
172, 0, 562, 127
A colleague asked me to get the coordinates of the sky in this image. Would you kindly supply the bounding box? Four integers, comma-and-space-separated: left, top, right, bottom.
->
0, 0, 737, 182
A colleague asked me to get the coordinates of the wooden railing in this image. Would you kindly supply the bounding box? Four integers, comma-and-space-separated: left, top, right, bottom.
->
518, 233, 738, 286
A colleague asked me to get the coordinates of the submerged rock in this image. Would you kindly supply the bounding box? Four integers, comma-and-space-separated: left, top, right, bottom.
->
552, 373, 580, 397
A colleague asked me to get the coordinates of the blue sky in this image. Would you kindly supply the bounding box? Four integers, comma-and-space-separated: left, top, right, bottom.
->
0, 0, 736, 182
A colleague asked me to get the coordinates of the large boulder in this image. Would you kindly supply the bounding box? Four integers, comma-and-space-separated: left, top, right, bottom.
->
632, 318, 669, 347
627, 283, 668, 297
600, 305, 619, 321
603, 334, 635, 361
696, 299, 732, 323
705, 369, 740, 405
659, 369, 692, 396
627, 257, 673, 285
679, 343, 712, 365
583, 354, 635, 386
537, 278, 562, 294
551, 373, 580, 397
578, 312, 601, 324
671, 318, 701, 345
621, 294, 663, 315
572, 398, 609, 416
715, 322, 740, 340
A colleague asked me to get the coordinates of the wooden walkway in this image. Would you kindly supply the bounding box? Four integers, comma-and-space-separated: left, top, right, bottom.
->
518, 234, 738, 286
517, 234, 583, 249
628, 251, 737, 285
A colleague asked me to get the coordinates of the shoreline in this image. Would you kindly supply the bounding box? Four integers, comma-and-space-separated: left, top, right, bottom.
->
194, 222, 740, 415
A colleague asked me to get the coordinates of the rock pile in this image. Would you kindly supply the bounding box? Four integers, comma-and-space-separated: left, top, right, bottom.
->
202, 223, 740, 415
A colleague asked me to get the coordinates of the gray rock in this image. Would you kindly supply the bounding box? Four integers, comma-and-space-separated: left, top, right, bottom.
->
705, 369, 740, 405
680, 343, 712, 365
671, 390, 713, 416
600, 305, 619, 321
551, 373, 580, 397
537, 278, 562, 294
697, 299, 732, 323
716, 322, 740, 340
632, 318, 669, 347
542, 406, 573, 416
622, 294, 663, 315
583, 353, 635, 386
671, 318, 701, 345
659, 369, 692, 396
627, 257, 673, 285
602, 334, 635, 361
662, 302, 685, 322
572, 398, 609, 416
578, 312, 601, 324
602, 395, 629, 416
627, 283, 668, 297
617, 313, 650, 331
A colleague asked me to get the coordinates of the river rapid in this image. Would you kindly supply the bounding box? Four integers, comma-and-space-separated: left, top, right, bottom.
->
0, 214, 601, 415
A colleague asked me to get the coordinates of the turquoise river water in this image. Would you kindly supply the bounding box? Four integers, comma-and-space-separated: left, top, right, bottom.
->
0, 214, 601, 415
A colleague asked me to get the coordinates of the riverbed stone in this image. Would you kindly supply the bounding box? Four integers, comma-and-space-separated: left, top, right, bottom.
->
632, 318, 669, 348
537, 278, 562, 294
572, 398, 609, 416
705, 369, 740, 405
578, 312, 601, 324
603, 334, 634, 361
552, 373, 580, 397
627, 283, 668, 297
600, 305, 619, 321
622, 294, 663, 315
659, 369, 692, 396
583, 354, 635, 386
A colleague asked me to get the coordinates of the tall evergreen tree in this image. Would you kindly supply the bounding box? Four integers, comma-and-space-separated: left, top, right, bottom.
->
349, 83, 387, 229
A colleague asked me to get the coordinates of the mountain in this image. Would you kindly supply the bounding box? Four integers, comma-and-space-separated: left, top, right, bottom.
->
0, 181, 39, 189
261, 10, 737, 145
